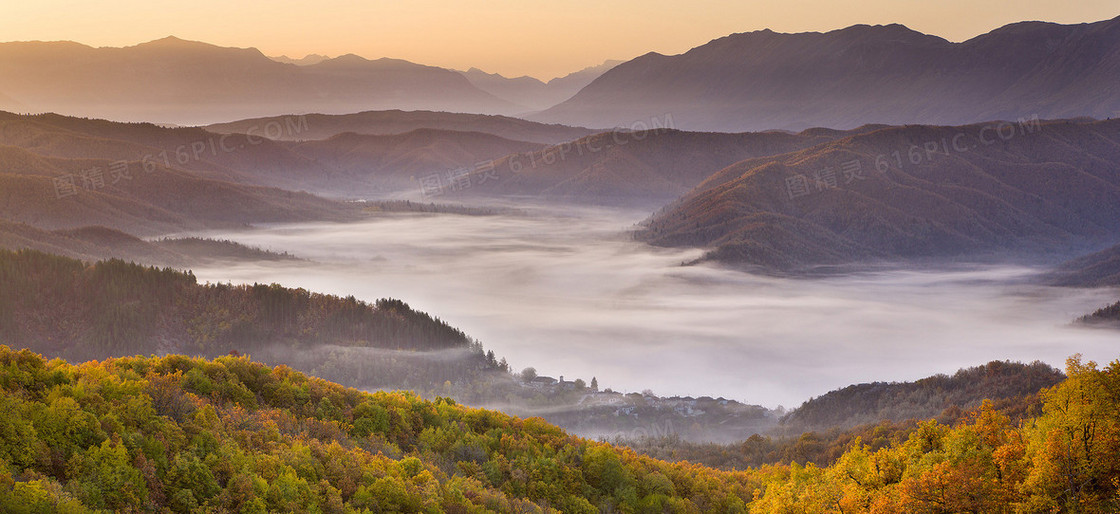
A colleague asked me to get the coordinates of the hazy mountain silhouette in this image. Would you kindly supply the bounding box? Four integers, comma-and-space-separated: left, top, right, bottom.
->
640, 119, 1120, 270
0, 110, 349, 192
0, 37, 518, 124
0, 144, 357, 236
289, 129, 544, 191
0, 110, 558, 198
269, 53, 330, 66
206, 110, 596, 144
536, 17, 1120, 132
460, 60, 622, 111
0, 222, 289, 265
457, 127, 886, 202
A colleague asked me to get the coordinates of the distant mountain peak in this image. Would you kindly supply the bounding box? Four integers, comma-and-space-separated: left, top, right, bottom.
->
270, 53, 330, 66
129, 36, 269, 59
330, 53, 370, 63
138, 35, 211, 48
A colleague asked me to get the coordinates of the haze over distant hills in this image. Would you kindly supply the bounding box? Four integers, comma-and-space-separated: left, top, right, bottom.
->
7, 109, 1120, 275
640, 118, 1120, 270
269, 53, 330, 66
536, 17, 1120, 132
460, 60, 623, 111
289, 129, 545, 191
205, 110, 596, 145
457, 128, 860, 202
4, 17, 1118, 130
0, 37, 519, 124
0, 110, 571, 201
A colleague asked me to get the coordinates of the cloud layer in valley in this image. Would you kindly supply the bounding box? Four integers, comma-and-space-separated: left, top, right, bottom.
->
185, 204, 1119, 408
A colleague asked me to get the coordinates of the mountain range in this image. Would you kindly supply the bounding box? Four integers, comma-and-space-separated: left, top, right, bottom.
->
8, 109, 1120, 274
5, 16, 1119, 130
536, 17, 1120, 132
0, 37, 517, 124
0, 110, 565, 203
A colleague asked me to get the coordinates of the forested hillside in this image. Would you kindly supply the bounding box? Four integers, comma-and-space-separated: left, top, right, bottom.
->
1078, 301, 1120, 326
1047, 243, 1120, 287
1, 349, 1117, 512
0, 249, 502, 391
779, 360, 1063, 432
0, 348, 758, 512
0, 249, 782, 442
619, 361, 1061, 470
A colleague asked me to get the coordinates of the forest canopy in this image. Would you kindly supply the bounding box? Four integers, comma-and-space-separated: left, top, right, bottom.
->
0, 347, 1117, 512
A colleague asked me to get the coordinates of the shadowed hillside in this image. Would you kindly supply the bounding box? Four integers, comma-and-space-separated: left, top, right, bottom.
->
0, 110, 580, 198
641, 118, 1120, 270
0, 249, 499, 391
1045, 243, 1120, 287
0, 144, 358, 236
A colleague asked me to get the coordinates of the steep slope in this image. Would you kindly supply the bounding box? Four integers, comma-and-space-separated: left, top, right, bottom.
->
544, 60, 624, 100
206, 109, 597, 145
641, 119, 1120, 270
536, 17, 1120, 132
0, 38, 516, 124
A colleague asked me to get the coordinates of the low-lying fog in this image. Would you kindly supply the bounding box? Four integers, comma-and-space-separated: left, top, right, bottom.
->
186, 203, 1118, 408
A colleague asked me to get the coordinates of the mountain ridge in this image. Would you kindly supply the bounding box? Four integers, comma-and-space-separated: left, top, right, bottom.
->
536, 17, 1120, 132
640, 118, 1120, 270
0, 37, 519, 124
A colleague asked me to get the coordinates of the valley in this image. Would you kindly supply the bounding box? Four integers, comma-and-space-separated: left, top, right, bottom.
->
2, 8, 1120, 511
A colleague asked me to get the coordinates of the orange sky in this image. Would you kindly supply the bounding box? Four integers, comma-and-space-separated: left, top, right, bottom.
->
2, 1, 1116, 80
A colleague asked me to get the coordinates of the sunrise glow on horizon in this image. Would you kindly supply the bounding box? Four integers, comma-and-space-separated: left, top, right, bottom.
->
2, 0, 1116, 80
